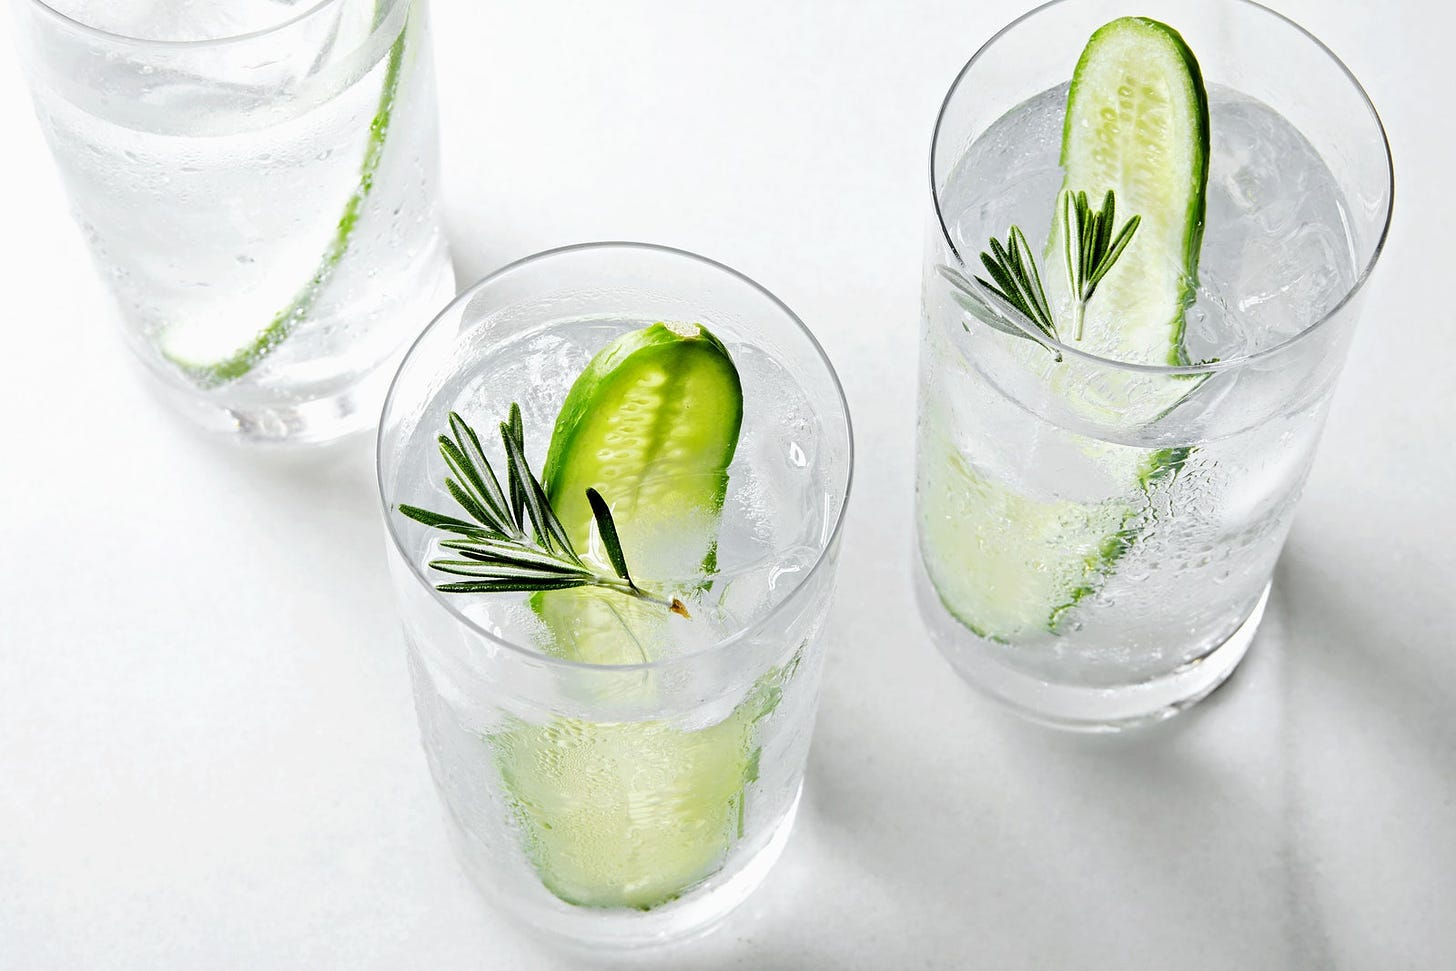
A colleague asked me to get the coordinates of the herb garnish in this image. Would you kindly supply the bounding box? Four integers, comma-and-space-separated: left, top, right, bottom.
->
939, 188, 1141, 358
1060, 189, 1141, 340
398, 405, 690, 617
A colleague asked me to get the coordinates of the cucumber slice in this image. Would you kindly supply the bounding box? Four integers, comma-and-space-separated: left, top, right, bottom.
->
492, 323, 777, 911
543, 321, 743, 590
920, 427, 1127, 642
922, 17, 1208, 641
1057, 16, 1209, 368
159, 0, 408, 387
919, 404, 1190, 641
532, 322, 741, 668
493, 665, 788, 910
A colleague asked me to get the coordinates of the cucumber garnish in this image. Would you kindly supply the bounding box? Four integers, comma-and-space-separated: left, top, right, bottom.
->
922, 16, 1209, 641
490, 323, 780, 910
492, 660, 790, 910
1057, 16, 1209, 368
160, 0, 410, 386
542, 321, 743, 595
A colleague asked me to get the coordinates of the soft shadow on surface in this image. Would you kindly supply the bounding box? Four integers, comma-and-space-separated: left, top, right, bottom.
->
463, 546, 1452, 969
787, 595, 1316, 969
1274, 549, 1455, 765
148, 392, 399, 652
1267, 548, 1456, 966
185, 428, 380, 510
184, 428, 383, 557
446, 220, 532, 291
151, 373, 383, 515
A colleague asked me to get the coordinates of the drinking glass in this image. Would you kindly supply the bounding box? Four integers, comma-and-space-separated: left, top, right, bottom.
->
11, 0, 455, 444
916, 0, 1393, 729
378, 243, 853, 946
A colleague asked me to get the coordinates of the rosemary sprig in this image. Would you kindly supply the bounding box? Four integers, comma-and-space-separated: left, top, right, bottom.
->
942, 188, 1140, 358
397, 404, 688, 616
975, 225, 1059, 351
936, 264, 1061, 359
1061, 189, 1141, 340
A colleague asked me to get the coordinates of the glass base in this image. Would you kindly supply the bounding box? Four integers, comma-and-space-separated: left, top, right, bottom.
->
139, 266, 457, 447
444, 785, 802, 951
915, 553, 1267, 732
146, 357, 404, 448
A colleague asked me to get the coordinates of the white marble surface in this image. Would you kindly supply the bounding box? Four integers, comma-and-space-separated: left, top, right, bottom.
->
2, 1, 1452, 968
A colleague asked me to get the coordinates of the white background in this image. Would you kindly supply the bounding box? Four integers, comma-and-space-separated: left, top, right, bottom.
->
2, 1, 1452, 968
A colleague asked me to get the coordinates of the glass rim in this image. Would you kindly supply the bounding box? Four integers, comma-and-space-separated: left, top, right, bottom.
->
929, 0, 1395, 378
375, 240, 856, 674
23, 0, 372, 49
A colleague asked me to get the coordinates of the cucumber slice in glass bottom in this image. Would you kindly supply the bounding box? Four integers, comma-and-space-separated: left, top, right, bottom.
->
492, 667, 787, 910
490, 322, 785, 911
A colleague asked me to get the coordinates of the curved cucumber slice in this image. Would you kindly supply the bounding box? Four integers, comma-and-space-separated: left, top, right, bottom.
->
493, 322, 767, 911
920, 428, 1126, 642
919, 402, 1190, 641
533, 322, 742, 667
922, 17, 1207, 641
493, 669, 786, 910
544, 321, 743, 586
160, 0, 408, 387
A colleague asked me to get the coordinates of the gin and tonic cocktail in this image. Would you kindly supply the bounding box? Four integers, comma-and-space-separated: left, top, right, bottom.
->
378, 243, 852, 946
916, 0, 1392, 728
12, 0, 453, 444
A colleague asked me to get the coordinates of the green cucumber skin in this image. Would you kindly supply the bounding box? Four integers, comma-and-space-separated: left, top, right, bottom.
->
544, 323, 741, 486
1046, 445, 1191, 630
1061, 16, 1210, 366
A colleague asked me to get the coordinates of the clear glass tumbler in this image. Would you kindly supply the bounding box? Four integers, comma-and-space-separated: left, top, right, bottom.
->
916, 0, 1393, 729
377, 243, 853, 947
11, 0, 455, 445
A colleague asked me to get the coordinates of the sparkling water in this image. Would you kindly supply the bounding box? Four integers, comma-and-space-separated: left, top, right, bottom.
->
390, 316, 834, 663
939, 84, 1357, 363
21, 0, 453, 436
39, 0, 329, 43
917, 83, 1359, 704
